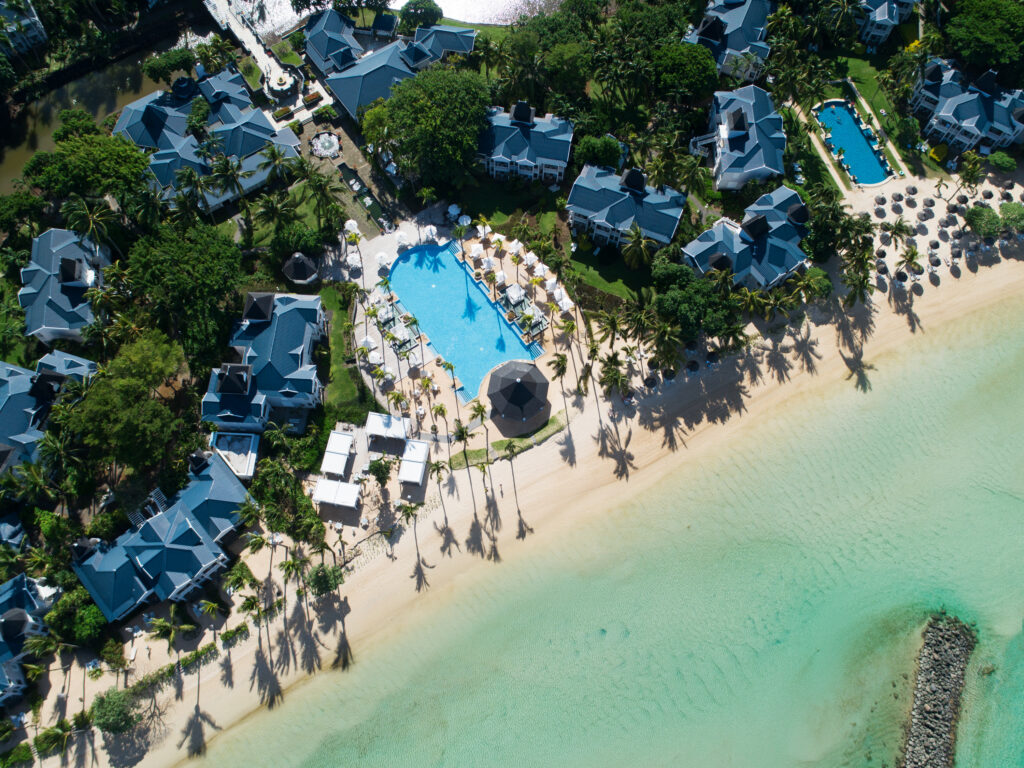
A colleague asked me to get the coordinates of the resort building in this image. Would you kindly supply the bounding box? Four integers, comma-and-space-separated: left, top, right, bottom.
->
0, 0, 46, 55
18, 228, 109, 344
910, 59, 1024, 154
683, 185, 810, 290
683, 0, 771, 81
477, 101, 574, 183
371, 12, 398, 39
0, 353, 95, 475
690, 85, 785, 191
74, 451, 247, 622
304, 9, 363, 76
0, 575, 57, 706
113, 68, 300, 210
566, 166, 687, 246
322, 24, 476, 120
202, 293, 327, 434
857, 0, 913, 45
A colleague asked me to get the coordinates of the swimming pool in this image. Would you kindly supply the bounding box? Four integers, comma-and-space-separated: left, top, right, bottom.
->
816, 100, 891, 185
388, 242, 540, 398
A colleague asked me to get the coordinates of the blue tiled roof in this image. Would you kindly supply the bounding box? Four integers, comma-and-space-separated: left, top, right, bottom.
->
684, 0, 771, 72
0, 516, 25, 551
18, 229, 108, 342
35, 351, 98, 382
305, 9, 364, 75
0, 575, 50, 665
113, 69, 300, 207
917, 58, 1024, 141
372, 12, 397, 33
478, 103, 574, 167
683, 185, 809, 289
566, 165, 687, 244
413, 24, 476, 59
325, 41, 416, 119
0, 362, 46, 473
73, 452, 245, 622
710, 85, 785, 183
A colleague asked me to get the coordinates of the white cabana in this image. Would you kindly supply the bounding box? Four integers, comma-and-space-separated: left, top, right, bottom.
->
367, 350, 384, 366
533, 263, 549, 278
346, 253, 362, 269
481, 256, 495, 271
344, 220, 359, 234
365, 411, 411, 440
377, 304, 394, 322
507, 283, 526, 303
396, 231, 411, 247
491, 233, 505, 246
523, 251, 539, 266
447, 203, 461, 219
458, 214, 472, 227
558, 296, 575, 313
312, 478, 361, 508
319, 431, 354, 476
398, 440, 430, 485
544, 278, 558, 292
480, 224, 492, 238
470, 243, 485, 258
494, 270, 507, 285
423, 225, 438, 241
357, 336, 377, 351
506, 239, 523, 255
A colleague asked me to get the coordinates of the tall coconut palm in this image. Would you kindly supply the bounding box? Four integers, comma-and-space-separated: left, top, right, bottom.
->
258, 144, 294, 187
676, 154, 710, 197
596, 309, 625, 350
880, 216, 914, 249
254, 188, 298, 237
621, 223, 655, 269
211, 154, 255, 231
896, 245, 923, 278
61, 194, 119, 260
148, 604, 196, 653
841, 268, 874, 308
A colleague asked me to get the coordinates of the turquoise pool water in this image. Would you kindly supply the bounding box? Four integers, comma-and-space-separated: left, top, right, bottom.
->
817, 101, 890, 185
388, 243, 538, 397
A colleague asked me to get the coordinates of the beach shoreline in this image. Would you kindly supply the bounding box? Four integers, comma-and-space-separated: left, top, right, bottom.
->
69, 249, 1023, 768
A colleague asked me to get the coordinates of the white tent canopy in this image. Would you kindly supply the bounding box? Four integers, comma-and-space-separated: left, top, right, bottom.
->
312, 478, 361, 508
558, 296, 575, 312
344, 220, 359, 234
494, 270, 507, 285
366, 411, 411, 440
407, 350, 422, 368
346, 253, 362, 269
392, 325, 410, 342
533, 263, 549, 277
319, 431, 354, 476
523, 251, 539, 266
506, 239, 523, 255
491, 233, 505, 245
507, 283, 526, 303
358, 336, 377, 351
398, 440, 430, 485
470, 243, 484, 258
544, 278, 558, 292
481, 256, 495, 270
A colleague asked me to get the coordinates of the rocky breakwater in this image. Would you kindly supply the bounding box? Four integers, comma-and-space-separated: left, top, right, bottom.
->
900, 615, 977, 768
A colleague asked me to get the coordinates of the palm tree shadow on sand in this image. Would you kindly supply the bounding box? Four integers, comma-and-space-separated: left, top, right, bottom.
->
249, 646, 283, 708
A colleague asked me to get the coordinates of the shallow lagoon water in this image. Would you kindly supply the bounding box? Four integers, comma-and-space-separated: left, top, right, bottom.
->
189, 295, 1024, 768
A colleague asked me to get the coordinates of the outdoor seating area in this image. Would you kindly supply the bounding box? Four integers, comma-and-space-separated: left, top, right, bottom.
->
339, 162, 393, 233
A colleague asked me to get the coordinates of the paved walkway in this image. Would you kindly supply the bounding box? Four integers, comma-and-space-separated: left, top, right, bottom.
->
206, 0, 288, 86
843, 77, 910, 177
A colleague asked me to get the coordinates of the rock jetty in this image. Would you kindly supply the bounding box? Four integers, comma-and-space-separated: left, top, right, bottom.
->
900, 615, 977, 768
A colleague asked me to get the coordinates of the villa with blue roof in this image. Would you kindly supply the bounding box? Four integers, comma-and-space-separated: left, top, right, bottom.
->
0, 0, 46, 55
114, 68, 300, 210
19, 228, 109, 344
478, 101, 574, 183
857, 0, 913, 45
566, 166, 686, 247
320, 24, 476, 120
0, 574, 56, 705
304, 9, 364, 76
910, 59, 1024, 155
691, 85, 785, 191
684, 0, 771, 81
202, 293, 326, 434
1, 352, 97, 476
683, 185, 810, 290
74, 451, 247, 622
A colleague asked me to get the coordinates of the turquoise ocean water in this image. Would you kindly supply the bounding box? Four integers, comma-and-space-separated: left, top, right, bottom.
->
190, 296, 1024, 768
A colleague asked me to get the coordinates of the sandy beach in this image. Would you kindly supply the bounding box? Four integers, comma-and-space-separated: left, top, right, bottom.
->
27, 171, 1024, 767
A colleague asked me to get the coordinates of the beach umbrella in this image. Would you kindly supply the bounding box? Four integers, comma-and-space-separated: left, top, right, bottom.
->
447, 203, 461, 219
523, 251, 539, 266
706, 351, 720, 366
876, 259, 888, 274
506, 239, 523, 255
422, 225, 438, 241
929, 255, 941, 267
282, 252, 319, 285
358, 335, 377, 351
375, 252, 390, 268
533, 263, 549, 277
895, 270, 908, 283
1002, 191, 1013, 201
874, 195, 886, 205
507, 283, 525, 303
923, 198, 934, 207
367, 350, 383, 366
481, 256, 495, 270
346, 253, 362, 270
544, 278, 558, 292
875, 207, 886, 218
917, 212, 928, 222
876, 248, 886, 257
470, 243, 485, 258
929, 240, 940, 249
558, 296, 574, 312
892, 203, 903, 214
892, 192, 904, 202
907, 185, 918, 195
951, 247, 962, 258
494, 271, 506, 285
982, 189, 993, 199
396, 231, 411, 248
686, 360, 700, 373
1004, 180, 1015, 189
957, 194, 969, 204
487, 361, 549, 422
344, 220, 359, 234
457, 214, 472, 227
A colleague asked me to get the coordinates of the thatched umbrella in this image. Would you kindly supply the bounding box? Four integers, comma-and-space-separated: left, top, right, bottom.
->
282, 253, 319, 285
957, 194, 969, 204
892, 192, 904, 202
923, 198, 935, 207
982, 189, 993, 199
875, 195, 886, 205
907, 185, 918, 195
487, 361, 550, 432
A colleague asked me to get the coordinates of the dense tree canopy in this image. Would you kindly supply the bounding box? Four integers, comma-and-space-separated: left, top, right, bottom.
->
23, 132, 148, 200
651, 254, 741, 341
945, 0, 1024, 84
574, 135, 621, 169
126, 225, 241, 368
363, 67, 489, 191
399, 0, 442, 33
141, 47, 195, 85
652, 43, 718, 103
963, 205, 1002, 238
91, 688, 141, 734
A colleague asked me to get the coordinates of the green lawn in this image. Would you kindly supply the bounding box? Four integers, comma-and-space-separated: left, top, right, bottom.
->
569, 245, 648, 302
440, 17, 511, 42
319, 284, 384, 423
490, 411, 565, 454
271, 40, 303, 68
216, 182, 320, 246
238, 57, 263, 91
460, 177, 560, 229
448, 447, 490, 470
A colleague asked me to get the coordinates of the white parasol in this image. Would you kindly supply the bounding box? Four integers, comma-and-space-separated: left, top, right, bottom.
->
346, 253, 362, 269
375, 252, 390, 267
470, 243, 485, 258
507, 284, 525, 303
423, 225, 438, 242
396, 231, 411, 247
494, 271, 506, 285
358, 336, 377, 351
368, 351, 384, 366
523, 251, 539, 266
458, 214, 472, 227
533, 263, 548, 278
344, 220, 359, 234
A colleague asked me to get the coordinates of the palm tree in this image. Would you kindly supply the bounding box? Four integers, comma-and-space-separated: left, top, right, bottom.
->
258, 144, 294, 187
707, 267, 735, 297
763, 289, 796, 322
148, 604, 196, 653
485, 271, 497, 297
897, 245, 923, 279
211, 154, 255, 232
237, 498, 263, 529
880, 216, 914, 249
254, 188, 298, 237
452, 419, 473, 468
736, 286, 766, 317
469, 399, 488, 445
841, 267, 874, 308
676, 154, 710, 197
198, 599, 220, 621
596, 309, 624, 350
278, 553, 310, 609
621, 223, 655, 269
61, 194, 118, 260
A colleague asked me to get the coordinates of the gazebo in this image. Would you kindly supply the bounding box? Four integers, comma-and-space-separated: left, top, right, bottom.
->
486, 361, 550, 436
282, 253, 319, 285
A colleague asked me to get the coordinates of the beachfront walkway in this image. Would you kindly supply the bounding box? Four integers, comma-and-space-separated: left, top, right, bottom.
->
205, 0, 288, 86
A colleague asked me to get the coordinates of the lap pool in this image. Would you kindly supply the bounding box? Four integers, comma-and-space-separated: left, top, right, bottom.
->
815, 99, 892, 185
388, 242, 540, 398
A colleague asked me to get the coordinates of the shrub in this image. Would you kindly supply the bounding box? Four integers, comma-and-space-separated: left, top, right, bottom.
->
287, 29, 305, 50
302, 91, 322, 106
0, 720, 12, 743
99, 638, 127, 670
313, 104, 338, 124
86, 507, 130, 542
32, 721, 70, 756
220, 622, 250, 648
0, 743, 32, 768
45, 589, 106, 648
273, 106, 293, 120
288, 120, 302, 135
179, 643, 218, 673
270, 222, 321, 261
71, 711, 92, 730
91, 689, 140, 734
988, 150, 1017, 173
